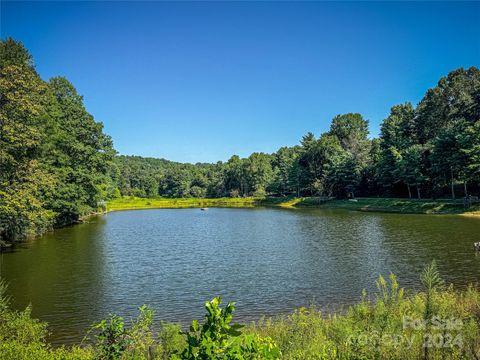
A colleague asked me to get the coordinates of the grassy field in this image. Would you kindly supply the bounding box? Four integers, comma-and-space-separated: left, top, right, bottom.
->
107, 196, 480, 216
106, 196, 261, 211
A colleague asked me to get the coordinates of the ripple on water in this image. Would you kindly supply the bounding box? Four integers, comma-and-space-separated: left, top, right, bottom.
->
1, 207, 479, 344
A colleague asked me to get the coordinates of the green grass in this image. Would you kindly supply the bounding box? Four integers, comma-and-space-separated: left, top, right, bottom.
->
108, 196, 480, 216
308, 197, 480, 215
106, 196, 261, 211
249, 279, 480, 359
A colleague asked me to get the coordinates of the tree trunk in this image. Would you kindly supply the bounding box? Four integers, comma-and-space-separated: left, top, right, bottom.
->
450, 168, 455, 200
416, 185, 421, 199
464, 180, 468, 196
407, 184, 412, 199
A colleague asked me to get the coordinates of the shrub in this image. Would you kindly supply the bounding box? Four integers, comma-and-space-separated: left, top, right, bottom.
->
174, 297, 280, 359
92, 314, 127, 359
157, 322, 186, 359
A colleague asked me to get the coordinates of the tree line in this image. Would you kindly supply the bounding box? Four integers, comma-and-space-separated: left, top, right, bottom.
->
116, 70, 480, 201
1, 38, 479, 244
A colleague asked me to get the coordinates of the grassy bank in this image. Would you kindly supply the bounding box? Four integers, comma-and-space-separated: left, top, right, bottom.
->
106, 197, 261, 211
107, 196, 480, 216
289, 197, 480, 215
1, 263, 479, 359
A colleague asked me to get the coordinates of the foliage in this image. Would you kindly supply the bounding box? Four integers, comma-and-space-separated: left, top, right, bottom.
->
251, 267, 480, 360
92, 314, 128, 359
0, 38, 115, 245
88, 304, 157, 360
0, 41, 56, 242
175, 297, 280, 359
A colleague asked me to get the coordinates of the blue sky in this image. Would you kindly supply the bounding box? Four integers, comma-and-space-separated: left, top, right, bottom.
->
2, 1, 479, 163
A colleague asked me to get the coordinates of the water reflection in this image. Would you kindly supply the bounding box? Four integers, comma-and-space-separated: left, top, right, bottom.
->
1, 208, 479, 344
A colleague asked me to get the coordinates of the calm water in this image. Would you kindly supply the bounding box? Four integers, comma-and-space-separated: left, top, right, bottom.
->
1, 208, 479, 344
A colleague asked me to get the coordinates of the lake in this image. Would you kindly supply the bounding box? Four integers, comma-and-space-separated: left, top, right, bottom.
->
1, 207, 479, 344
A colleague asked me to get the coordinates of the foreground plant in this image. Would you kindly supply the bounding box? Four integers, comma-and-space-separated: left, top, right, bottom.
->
0, 262, 479, 359
174, 297, 280, 360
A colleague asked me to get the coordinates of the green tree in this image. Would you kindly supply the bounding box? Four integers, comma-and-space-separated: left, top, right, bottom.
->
224, 155, 248, 196
244, 153, 274, 197
0, 38, 34, 69
0, 39, 55, 242
329, 113, 371, 197
395, 145, 427, 199
46, 77, 116, 225
430, 123, 469, 199
380, 103, 416, 150
458, 120, 480, 184
0, 39, 116, 244
329, 113, 369, 144
416, 67, 480, 144
378, 103, 419, 195
271, 146, 301, 195
299, 134, 347, 196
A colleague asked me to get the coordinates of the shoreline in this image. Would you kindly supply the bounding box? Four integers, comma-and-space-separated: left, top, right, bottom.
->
106, 196, 480, 217
3, 196, 477, 249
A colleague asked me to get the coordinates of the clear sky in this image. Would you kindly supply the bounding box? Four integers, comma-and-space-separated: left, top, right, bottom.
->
2, 1, 479, 163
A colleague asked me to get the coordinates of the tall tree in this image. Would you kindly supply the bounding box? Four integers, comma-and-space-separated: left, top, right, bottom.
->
0, 39, 54, 242
46, 77, 116, 224
1, 39, 117, 243
329, 113, 371, 197
416, 67, 480, 144
380, 103, 416, 150
458, 121, 480, 185
378, 103, 421, 195
299, 133, 347, 196
271, 146, 300, 195
244, 153, 274, 197
395, 145, 427, 199
224, 155, 247, 196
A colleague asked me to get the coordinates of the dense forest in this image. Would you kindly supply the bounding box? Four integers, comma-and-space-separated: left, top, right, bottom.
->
1, 38, 479, 244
